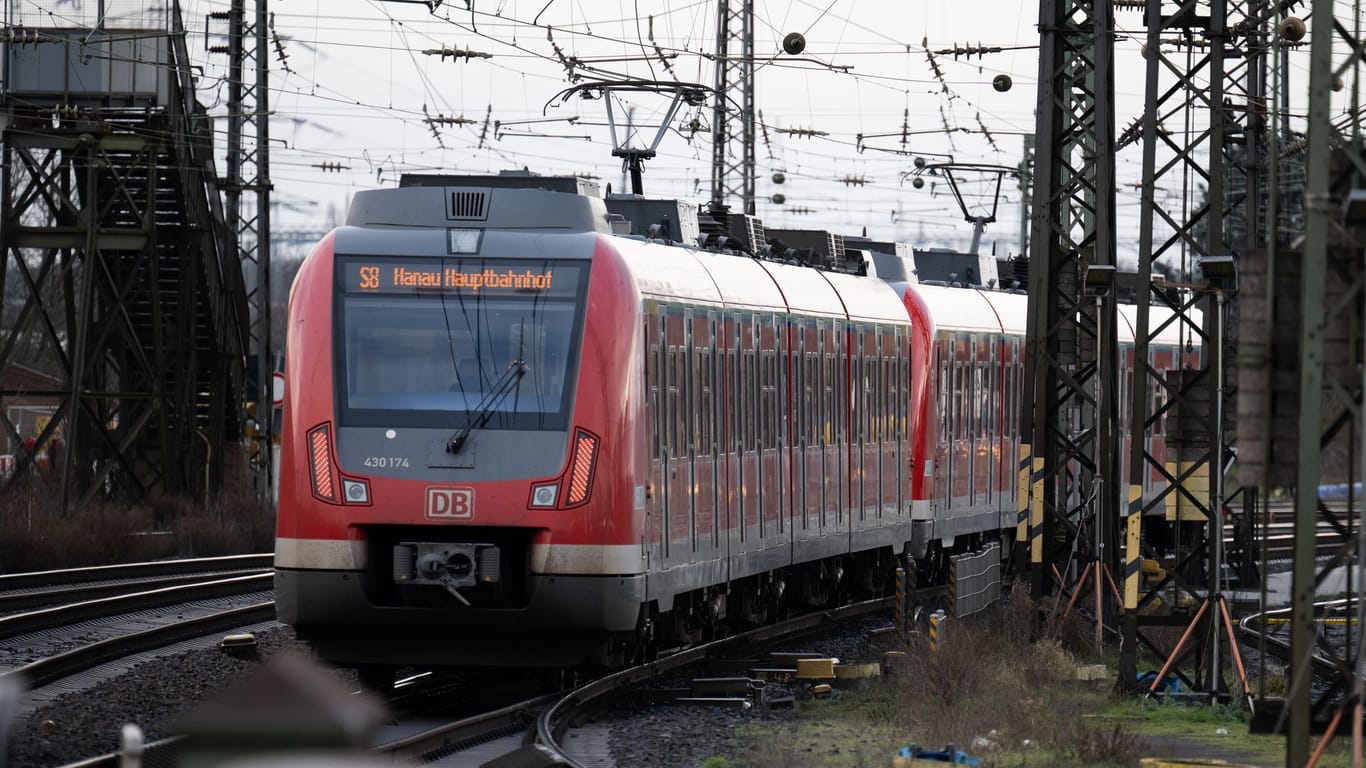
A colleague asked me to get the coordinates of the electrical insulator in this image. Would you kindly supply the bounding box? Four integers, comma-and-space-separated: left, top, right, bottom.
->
1279, 16, 1306, 42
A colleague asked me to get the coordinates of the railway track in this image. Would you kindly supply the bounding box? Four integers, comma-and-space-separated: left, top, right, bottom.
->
0, 556, 276, 694
1224, 500, 1348, 562
377, 588, 945, 766
62, 587, 944, 768
0, 553, 273, 614
1237, 598, 1357, 690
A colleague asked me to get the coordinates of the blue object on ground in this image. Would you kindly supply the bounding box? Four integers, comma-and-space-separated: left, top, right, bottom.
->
896, 743, 981, 765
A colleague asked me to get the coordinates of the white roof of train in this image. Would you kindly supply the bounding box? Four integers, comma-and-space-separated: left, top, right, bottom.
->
608, 235, 1199, 346
610, 236, 906, 323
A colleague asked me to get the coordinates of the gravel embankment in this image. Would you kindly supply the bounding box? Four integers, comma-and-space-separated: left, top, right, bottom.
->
4, 625, 320, 767
2, 616, 891, 767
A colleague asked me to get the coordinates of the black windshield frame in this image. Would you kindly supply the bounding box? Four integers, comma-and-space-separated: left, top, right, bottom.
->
333, 255, 590, 430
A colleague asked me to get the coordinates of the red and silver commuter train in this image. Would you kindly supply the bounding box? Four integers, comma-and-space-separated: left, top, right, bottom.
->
274, 174, 1192, 672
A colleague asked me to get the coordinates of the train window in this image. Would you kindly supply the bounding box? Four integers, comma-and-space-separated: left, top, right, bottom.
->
884, 357, 893, 442
728, 348, 738, 452
648, 340, 659, 460
904, 351, 911, 440
983, 358, 994, 437
762, 350, 774, 448
682, 346, 693, 455
866, 357, 876, 444
665, 344, 677, 457
831, 345, 841, 444
957, 359, 968, 443
823, 352, 833, 446
938, 348, 949, 442
745, 349, 756, 451
336, 257, 588, 430
1002, 355, 1014, 440
705, 349, 716, 454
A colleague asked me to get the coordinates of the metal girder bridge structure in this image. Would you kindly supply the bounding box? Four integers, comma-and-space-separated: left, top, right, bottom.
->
1282, 0, 1366, 761
710, 0, 755, 215
1020, 0, 1120, 645
0, 0, 250, 506
209, 0, 273, 504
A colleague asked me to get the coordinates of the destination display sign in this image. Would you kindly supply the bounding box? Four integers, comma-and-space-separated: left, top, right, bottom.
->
340, 258, 582, 297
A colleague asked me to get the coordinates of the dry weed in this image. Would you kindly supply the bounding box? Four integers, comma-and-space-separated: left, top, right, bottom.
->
0, 466, 272, 572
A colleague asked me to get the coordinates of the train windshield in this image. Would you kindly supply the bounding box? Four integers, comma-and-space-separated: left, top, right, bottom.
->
335, 257, 589, 430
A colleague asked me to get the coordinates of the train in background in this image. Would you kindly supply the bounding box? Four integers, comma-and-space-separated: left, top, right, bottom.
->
273, 173, 1194, 677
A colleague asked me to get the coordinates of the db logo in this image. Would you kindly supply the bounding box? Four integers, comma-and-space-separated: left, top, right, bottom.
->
426, 487, 474, 520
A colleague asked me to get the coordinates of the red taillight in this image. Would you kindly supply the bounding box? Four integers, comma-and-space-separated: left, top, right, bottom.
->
308, 424, 336, 502
565, 429, 599, 506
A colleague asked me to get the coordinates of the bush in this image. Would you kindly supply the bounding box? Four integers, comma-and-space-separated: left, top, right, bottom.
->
0, 472, 272, 572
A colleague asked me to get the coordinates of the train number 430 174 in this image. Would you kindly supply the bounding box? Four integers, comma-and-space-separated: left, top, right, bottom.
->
362, 456, 410, 468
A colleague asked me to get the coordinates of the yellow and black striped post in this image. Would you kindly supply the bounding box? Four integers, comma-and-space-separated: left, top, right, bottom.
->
1124, 484, 1142, 612
1030, 455, 1045, 570
929, 610, 944, 652
895, 566, 907, 644
1016, 444, 1030, 542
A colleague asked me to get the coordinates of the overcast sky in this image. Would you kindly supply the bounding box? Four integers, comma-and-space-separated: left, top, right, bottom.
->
14, 0, 1347, 264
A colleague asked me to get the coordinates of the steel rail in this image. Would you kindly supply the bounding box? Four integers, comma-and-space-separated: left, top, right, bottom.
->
0, 573, 274, 639
2, 601, 276, 689
536, 592, 927, 766
1238, 598, 1352, 680
0, 569, 273, 614
0, 554, 273, 592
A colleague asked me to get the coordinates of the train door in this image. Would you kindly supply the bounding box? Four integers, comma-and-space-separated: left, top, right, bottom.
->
954, 334, 971, 509
692, 311, 719, 566
967, 335, 978, 509
740, 314, 762, 559
938, 335, 951, 510
997, 338, 1014, 516
790, 319, 806, 543
835, 321, 851, 533
881, 328, 900, 519
646, 306, 663, 571
662, 306, 691, 570
801, 320, 822, 542
759, 314, 782, 546
865, 328, 883, 523
976, 336, 992, 507
820, 319, 838, 536
722, 314, 742, 576
855, 326, 877, 534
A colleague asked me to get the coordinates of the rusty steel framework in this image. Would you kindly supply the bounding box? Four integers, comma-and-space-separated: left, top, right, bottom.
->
0, 2, 249, 506
1283, 0, 1366, 760
709, 0, 755, 215
1117, 0, 1277, 701
1020, 0, 1120, 642
212, 0, 273, 503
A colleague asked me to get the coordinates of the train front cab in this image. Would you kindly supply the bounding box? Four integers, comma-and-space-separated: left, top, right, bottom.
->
275, 185, 650, 668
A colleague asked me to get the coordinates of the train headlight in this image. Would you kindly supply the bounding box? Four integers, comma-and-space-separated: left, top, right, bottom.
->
343, 478, 370, 504
530, 482, 559, 508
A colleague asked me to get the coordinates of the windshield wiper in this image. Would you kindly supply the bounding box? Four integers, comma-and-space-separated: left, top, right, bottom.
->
447, 360, 529, 454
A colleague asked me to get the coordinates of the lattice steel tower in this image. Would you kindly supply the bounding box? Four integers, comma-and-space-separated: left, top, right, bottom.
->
1021, 0, 1120, 633
710, 0, 755, 215
212, 0, 273, 503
